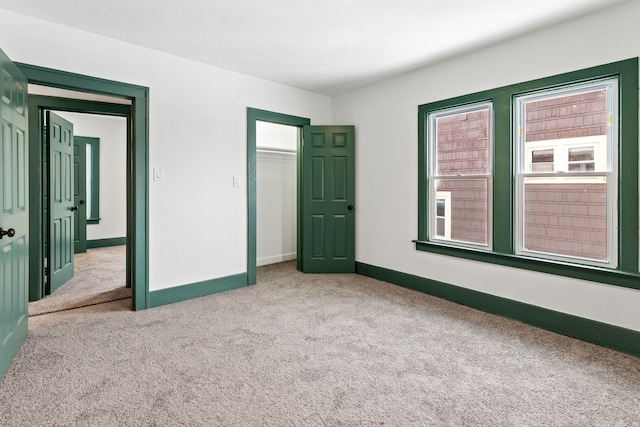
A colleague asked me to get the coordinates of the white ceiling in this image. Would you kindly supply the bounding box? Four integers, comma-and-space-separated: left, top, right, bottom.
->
0, 0, 629, 95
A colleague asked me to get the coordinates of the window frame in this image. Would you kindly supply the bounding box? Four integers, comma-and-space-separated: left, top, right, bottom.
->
427, 102, 494, 249
514, 79, 618, 268
416, 58, 639, 291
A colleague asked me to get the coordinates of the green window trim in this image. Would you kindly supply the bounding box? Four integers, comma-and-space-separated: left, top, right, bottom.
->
417, 58, 639, 291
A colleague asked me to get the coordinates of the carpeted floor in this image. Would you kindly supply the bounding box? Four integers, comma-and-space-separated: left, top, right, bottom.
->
2, 261, 639, 426
28, 246, 131, 316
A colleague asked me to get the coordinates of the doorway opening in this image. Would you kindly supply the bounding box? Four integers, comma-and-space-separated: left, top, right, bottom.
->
27, 101, 129, 315
247, 108, 310, 284
256, 121, 299, 267
18, 63, 149, 310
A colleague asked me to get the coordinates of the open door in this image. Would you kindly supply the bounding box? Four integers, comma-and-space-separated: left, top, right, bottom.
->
301, 125, 355, 273
73, 136, 87, 254
46, 111, 75, 294
0, 47, 29, 379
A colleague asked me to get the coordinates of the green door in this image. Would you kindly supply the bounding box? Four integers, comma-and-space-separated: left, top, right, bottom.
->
73, 136, 87, 254
301, 125, 355, 273
0, 47, 29, 379
47, 112, 75, 294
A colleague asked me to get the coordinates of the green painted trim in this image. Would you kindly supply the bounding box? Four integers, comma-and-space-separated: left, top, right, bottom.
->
19, 64, 149, 310
27, 102, 44, 301
356, 262, 640, 358
417, 57, 639, 289
78, 136, 101, 223
87, 237, 127, 249
148, 273, 248, 308
246, 108, 310, 285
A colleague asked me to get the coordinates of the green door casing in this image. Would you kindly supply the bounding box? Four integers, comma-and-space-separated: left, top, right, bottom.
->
302, 125, 355, 273
0, 47, 29, 380
47, 111, 75, 294
73, 136, 87, 254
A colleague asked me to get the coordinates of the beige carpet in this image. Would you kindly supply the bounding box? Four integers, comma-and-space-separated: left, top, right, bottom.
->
2, 261, 639, 425
28, 245, 131, 316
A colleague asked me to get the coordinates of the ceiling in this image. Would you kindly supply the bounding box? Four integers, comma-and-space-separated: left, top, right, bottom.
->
0, 0, 629, 95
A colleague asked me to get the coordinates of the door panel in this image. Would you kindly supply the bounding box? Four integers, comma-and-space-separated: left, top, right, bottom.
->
0, 47, 29, 380
73, 136, 87, 253
47, 112, 74, 294
302, 126, 355, 273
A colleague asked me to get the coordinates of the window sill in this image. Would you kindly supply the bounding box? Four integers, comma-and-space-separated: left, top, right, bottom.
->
87, 218, 101, 225
413, 240, 640, 291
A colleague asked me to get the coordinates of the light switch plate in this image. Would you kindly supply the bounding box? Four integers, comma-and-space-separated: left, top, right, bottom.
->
233, 176, 241, 187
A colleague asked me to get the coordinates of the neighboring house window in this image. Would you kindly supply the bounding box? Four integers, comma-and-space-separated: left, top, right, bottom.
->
530, 149, 554, 172
567, 146, 595, 172
435, 192, 451, 239
524, 136, 606, 178
515, 80, 617, 267
427, 103, 492, 248
416, 58, 638, 288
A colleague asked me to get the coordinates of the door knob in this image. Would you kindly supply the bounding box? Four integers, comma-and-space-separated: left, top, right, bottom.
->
347, 204, 354, 211
0, 227, 15, 239
70, 206, 78, 212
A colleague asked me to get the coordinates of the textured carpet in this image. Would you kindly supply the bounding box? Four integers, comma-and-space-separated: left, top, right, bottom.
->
28, 246, 130, 316
2, 261, 639, 426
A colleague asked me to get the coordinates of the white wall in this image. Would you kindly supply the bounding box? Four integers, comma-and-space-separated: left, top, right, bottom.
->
0, 9, 332, 291
256, 120, 298, 151
256, 151, 297, 266
256, 122, 298, 266
332, 0, 640, 332
55, 112, 127, 241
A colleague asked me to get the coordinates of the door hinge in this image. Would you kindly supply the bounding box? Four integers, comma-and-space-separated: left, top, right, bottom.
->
43, 125, 48, 135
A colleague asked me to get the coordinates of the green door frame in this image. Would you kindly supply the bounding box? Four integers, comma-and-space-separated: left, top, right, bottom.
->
246, 108, 310, 284
18, 64, 149, 310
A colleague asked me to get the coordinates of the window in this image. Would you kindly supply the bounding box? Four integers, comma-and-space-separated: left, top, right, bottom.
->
524, 136, 606, 178
417, 58, 639, 289
515, 80, 617, 267
530, 149, 554, 172
427, 103, 492, 248
85, 138, 100, 224
435, 191, 451, 239
567, 147, 595, 172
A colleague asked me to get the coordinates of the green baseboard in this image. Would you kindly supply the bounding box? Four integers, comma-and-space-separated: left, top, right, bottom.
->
87, 237, 127, 249
148, 273, 248, 308
356, 262, 640, 358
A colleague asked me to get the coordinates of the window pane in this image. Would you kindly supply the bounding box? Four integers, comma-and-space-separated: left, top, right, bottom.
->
436, 218, 445, 237
436, 199, 445, 217
523, 177, 608, 262
531, 149, 554, 172
568, 147, 594, 162
567, 146, 595, 172
435, 178, 488, 245
435, 107, 490, 176
523, 88, 608, 173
